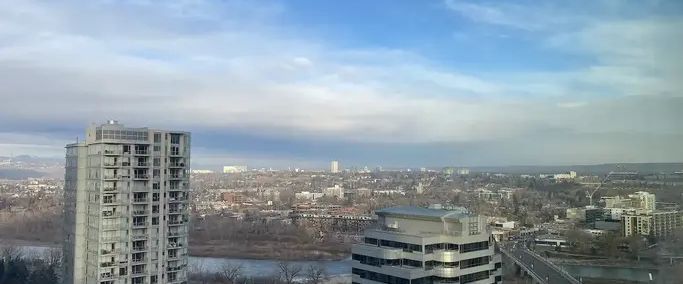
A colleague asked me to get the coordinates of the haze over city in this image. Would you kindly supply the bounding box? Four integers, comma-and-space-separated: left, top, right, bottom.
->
1, 0, 682, 169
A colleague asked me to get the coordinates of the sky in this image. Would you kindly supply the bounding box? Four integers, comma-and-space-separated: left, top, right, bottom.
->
0, 0, 682, 169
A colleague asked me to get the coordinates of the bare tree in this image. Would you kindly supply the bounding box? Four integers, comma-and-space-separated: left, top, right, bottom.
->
189, 261, 212, 284
215, 263, 243, 284
278, 261, 303, 284
1, 246, 23, 262
43, 247, 63, 268
305, 263, 327, 284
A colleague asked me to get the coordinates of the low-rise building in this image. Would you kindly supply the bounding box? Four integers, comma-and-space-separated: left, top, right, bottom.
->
323, 185, 344, 199
295, 191, 324, 201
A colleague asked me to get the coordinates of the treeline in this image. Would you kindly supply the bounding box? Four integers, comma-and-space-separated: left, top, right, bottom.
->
0, 247, 62, 284
189, 215, 350, 260
0, 212, 61, 244
191, 215, 312, 244
189, 262, 334, 284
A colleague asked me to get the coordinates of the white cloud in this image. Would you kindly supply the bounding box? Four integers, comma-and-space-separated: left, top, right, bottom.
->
0, 0, 681, 164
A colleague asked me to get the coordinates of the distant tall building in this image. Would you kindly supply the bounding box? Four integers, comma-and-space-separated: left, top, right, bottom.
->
352, 206, 502, 284
330, 160, 340, 173
63, 121, 190, 284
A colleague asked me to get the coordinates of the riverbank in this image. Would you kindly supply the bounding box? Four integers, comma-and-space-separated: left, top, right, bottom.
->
189, 240, 350, 261
1, 238, 351, 261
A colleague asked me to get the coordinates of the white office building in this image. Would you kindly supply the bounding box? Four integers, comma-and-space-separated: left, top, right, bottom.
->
323, 185, 344, 199
63, 121, 190, 284
352, 206, 502, 284
331, 160, 340, 173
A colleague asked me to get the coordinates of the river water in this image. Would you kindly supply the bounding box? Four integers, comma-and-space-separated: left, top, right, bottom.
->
17, 245, 661, 282
17, 245, 352, 277
562, 264, 659, 283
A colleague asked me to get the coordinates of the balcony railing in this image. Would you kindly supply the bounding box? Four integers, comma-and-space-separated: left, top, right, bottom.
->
168, 231, 187, 237
103, 186, 119, 192
135, 162, 149, 167
133, 198, 148, 203
103, 150, 121, 155
101, 248, 125, 255
168, 220, 184, 225
132, 222, 148, 228
169, 162, 185, 168
169, 252, 187, 260
131, 257, 146, 264
132, 234, 148, 241
103, 175, 121, 180
102, 211, 120, 218
132, 210, 147, 215
131, 246, 148, 252
167, 265, 186, 272
168, 208, 184, 214
102, 236, 123, 242
134, 175, 149, 180
134, 150, 149, 155
100, 272, 116, 280
100, 261, 116, 268
131, 269, 147, 275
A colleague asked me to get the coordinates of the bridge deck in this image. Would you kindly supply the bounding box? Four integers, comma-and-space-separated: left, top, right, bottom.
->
500, 245, 579, 284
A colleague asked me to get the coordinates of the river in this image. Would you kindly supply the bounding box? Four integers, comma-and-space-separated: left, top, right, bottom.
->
16, 245, 662, 282
562, 264, 659, 283
16, 245, 352, 278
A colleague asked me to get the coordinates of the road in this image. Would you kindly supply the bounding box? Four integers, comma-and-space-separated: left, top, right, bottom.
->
502, 243, 579, 284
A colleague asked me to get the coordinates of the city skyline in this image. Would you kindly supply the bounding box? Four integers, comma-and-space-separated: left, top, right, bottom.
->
1, 0, 683, 168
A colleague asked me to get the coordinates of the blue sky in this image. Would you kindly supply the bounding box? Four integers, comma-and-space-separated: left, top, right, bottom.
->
0, 0, 682, 169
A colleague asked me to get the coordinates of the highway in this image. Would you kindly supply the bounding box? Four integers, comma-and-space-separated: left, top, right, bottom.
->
501, 243, 580, 284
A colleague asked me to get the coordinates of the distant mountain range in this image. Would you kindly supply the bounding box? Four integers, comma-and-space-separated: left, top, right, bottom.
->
0, 169, 47, 180
0, 155, 64, 179
468, 163, 683, 175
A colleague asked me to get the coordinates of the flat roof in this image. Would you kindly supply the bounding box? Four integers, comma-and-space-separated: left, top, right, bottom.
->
375, 206, 471, 221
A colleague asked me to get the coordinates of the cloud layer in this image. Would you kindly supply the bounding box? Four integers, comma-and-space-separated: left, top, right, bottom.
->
0, 0, 682, 167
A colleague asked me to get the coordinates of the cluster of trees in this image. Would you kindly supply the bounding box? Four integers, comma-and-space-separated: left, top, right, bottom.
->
0, 212, 62, 244
192, 215, 313, 245
0, 247, 62, 284
564, 229, 647, 258
563, 228, 683, 261
190, 262, 329, 284
189, 215, 349, 259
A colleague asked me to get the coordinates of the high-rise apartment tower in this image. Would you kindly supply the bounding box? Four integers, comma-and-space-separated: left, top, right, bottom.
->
331, 160, 340, 173
63, 121, 191, 284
